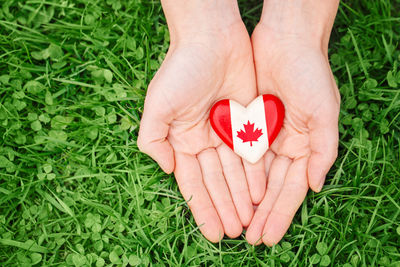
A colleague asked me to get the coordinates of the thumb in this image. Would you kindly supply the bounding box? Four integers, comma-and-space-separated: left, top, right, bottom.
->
307, 107, 339, 192
138, 86, 175, 174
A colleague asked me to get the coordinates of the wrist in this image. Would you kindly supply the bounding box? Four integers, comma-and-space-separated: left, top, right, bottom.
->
259, 0, 339, 51
161, 0, 242, 44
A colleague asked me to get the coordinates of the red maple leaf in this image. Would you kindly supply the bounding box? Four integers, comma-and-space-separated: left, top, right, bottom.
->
236, 121, 263, 146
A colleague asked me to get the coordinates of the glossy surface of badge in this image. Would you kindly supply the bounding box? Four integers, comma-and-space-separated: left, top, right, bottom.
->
210, 94, 284, 163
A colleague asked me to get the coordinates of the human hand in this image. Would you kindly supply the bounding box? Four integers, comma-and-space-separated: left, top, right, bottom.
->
245, 0, 340, 245
138, 1, 267, 242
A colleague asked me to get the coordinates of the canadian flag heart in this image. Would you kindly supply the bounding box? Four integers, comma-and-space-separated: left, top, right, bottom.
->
210, 94, 284, 164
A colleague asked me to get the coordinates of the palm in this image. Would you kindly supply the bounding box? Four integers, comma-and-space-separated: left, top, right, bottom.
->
163, 35, 255, 155
259, 43, 339, 160
139, 22, 265, 242
246, 24, 340, 245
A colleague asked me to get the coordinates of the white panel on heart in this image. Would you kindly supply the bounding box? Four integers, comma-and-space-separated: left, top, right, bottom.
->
230, 95, 269, 164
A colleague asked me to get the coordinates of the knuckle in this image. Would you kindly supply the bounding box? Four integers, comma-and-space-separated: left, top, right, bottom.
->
136, 134, 148, 153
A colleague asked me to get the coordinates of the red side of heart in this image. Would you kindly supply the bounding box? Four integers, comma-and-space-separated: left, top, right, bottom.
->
210, 99, 234, 149
262, 94, 285, 146
210, 94, 284, 150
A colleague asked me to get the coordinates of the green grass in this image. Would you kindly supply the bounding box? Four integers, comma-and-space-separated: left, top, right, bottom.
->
0, 0, 399, 266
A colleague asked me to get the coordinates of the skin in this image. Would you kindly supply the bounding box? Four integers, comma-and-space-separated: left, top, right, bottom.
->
138, 0, 267, 242
245, 0, 340, 246
139, 0, 340, 245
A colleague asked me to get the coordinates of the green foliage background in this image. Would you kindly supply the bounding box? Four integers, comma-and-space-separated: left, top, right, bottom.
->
0, 0, 399, 266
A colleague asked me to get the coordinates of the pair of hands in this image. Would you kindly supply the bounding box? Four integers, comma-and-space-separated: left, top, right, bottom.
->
138, 1, 340, 245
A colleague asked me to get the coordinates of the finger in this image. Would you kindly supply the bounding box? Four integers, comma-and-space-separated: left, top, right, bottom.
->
243, 158, 267, 205
174, 152, 224, 243
307, 107, 339, 192
216, 145, 253, 227
198, 148, 243, 238
264, 150, 276, 177
245, 156, 291, 245
262, 157, 309, 246
138, 87, 175, 174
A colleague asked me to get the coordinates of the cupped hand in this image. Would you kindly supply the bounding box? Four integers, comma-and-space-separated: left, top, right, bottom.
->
138, 21, 267, 242
245, 23, 340, 245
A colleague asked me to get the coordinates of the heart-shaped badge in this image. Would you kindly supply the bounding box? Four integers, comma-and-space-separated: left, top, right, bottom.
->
210, 94, 284, 163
